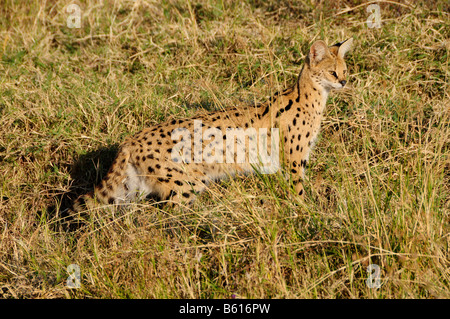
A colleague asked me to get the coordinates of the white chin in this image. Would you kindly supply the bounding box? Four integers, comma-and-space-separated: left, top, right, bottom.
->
330, 83, 343, 90
321, 81, 342, 90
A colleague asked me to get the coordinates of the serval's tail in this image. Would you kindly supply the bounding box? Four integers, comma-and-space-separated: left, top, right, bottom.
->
72, 146, 131, 212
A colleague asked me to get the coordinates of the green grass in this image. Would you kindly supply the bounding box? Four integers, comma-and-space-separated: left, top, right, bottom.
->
0, 0, 449, 298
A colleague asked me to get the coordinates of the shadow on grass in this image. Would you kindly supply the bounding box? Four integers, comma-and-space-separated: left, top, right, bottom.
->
46, 144, 120, 231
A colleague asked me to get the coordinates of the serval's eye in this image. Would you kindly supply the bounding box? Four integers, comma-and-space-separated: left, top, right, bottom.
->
330, 71, 338, 78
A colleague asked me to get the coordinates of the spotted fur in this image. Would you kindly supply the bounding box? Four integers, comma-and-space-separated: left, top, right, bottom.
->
74, 39, 353, 209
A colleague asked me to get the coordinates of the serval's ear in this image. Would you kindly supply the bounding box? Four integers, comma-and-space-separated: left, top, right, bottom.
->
329, 38, 353, 58
308, 40, 329, 65
337, 38, 353, 58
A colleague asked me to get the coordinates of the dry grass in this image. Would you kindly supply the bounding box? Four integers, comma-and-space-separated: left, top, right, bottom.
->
0, 0, 449, 298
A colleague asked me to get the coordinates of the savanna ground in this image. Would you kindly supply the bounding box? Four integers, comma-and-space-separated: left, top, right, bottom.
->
0, 0, 449, 299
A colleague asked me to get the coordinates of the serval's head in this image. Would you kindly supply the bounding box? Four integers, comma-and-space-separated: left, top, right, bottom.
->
306, 38, 353, 91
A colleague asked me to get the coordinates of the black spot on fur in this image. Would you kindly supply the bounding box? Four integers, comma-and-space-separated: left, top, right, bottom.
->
167, 190, 177, 198
284, 100, 293, 112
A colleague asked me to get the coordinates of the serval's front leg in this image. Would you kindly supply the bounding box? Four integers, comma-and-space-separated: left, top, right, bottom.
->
287, 159, 307, 199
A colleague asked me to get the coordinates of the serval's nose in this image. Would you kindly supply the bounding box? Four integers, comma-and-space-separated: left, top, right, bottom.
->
340, 80, 347, 86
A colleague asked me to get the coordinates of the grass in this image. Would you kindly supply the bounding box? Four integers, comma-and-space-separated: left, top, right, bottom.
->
0, 0, 449, 298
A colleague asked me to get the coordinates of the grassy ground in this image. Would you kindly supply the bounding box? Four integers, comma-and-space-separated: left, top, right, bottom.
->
0, 0, 448, 298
